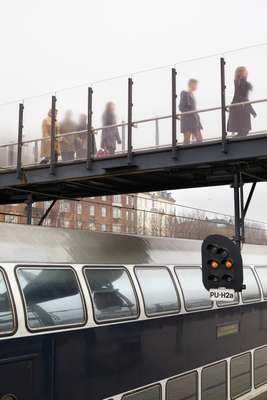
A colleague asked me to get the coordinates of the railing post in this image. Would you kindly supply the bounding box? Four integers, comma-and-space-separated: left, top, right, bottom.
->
220, 57, 227, 153
87, 87, 93, 169
127, 77, 133, 164
50, 95, 57, 175
122, 121, 126, 152
171, 68, 177, 158
155, 118, 159, 146
16, 103, 24, 179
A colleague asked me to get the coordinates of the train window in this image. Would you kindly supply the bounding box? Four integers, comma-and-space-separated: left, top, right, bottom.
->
202, 361, 227, 400
84, 268, 138, 322
135, 267, 180, 316
122, 385, 161, 400
0, 270, 15, 334
230, 353, 251, 399
167, 371, 198, 400
254, 347, 267, 388
255, 267, 267, 299
241, 268, 261, 303
175, 267, 212, 311
16, 267, 86, 330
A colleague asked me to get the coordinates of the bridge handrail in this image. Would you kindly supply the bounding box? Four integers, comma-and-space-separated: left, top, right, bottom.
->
0, 97, 267, 149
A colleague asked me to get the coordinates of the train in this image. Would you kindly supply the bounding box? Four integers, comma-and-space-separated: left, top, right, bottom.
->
1, 222, 267, 400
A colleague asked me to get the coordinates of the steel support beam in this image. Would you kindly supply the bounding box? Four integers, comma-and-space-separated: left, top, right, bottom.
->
243, 181, 257, 218
38, 199, 57, 226
26, 195, 33, 225
233, 173, 242, 247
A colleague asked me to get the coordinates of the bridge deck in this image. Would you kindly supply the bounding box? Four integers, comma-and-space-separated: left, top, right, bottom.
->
0, 134, 267, 204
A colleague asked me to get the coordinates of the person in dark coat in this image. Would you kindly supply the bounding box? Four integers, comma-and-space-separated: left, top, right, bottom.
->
101, 102, 121, 154
227, 66, 256, 137
75, 114, 97, 159
179, 79, 203, 145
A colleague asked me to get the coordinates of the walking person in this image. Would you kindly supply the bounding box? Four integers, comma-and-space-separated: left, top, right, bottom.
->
75, 113, 97, 159
179, 79, 203, 145
227, 66, 256, 137
40, 109, 61, 164
60, 110, 76, 161
101, 102, 121, 155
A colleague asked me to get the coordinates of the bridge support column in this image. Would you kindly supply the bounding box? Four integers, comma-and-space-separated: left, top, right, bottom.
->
26, 195, 33, 225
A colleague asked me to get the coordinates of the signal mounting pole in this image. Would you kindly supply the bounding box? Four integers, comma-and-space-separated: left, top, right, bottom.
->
232, 171, 257, 247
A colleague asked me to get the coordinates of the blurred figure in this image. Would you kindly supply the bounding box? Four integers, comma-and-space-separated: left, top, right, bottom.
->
60, 110, 76, 161
227, 66, 256, 137
75, 114, 97, 159
179, 79, 203, 145
101, 102, 121, 154
40, 109, 61, 164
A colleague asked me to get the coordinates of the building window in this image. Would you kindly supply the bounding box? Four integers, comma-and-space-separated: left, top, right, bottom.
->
77, 204, 82, 215
101, 224, 107, 232
44, 218, 52, 227
89, 205, 95, 217
113, 207, 121, 219
63, 220, 70, 228
113, 194, 121, 204
131, 212, 135, 221
101, 207, 107, 218
101, 196, 107, 201
89, 222, 96, 231
59, 201, 70, 213
44, 201, 52, 209
112, 224, 121, 233
5, 215, 18, 224
126, 211, 129, 220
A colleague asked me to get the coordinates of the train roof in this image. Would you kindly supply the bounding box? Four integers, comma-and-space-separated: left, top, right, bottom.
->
1, 222, 267, 265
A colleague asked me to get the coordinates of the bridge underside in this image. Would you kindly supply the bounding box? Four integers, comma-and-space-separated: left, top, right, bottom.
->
0, 135, 267, 204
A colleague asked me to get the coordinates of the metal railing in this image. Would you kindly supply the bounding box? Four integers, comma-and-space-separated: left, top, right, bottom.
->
0, 57, 267, 174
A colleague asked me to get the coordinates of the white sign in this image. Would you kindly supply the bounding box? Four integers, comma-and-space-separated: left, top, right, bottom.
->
209, 288, 235, 302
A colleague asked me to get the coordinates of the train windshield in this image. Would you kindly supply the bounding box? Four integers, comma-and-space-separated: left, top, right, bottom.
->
0, 270, 14, 334
85, 268, 138, 322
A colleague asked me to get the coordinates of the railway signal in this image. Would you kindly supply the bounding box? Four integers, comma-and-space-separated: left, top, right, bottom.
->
201, 234, 243, 292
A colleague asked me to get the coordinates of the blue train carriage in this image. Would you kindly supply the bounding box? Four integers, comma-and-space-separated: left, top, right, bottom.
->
1, 223, 267, 400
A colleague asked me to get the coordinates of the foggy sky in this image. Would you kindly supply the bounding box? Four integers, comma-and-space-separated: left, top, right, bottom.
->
1, 0, 267, 221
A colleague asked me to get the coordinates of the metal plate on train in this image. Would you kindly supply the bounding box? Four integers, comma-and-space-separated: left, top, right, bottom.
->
209, 288, 235, 302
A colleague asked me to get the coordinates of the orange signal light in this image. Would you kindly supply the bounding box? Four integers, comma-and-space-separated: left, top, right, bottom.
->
225, 259, 233, 269
210, 260, 219, 269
